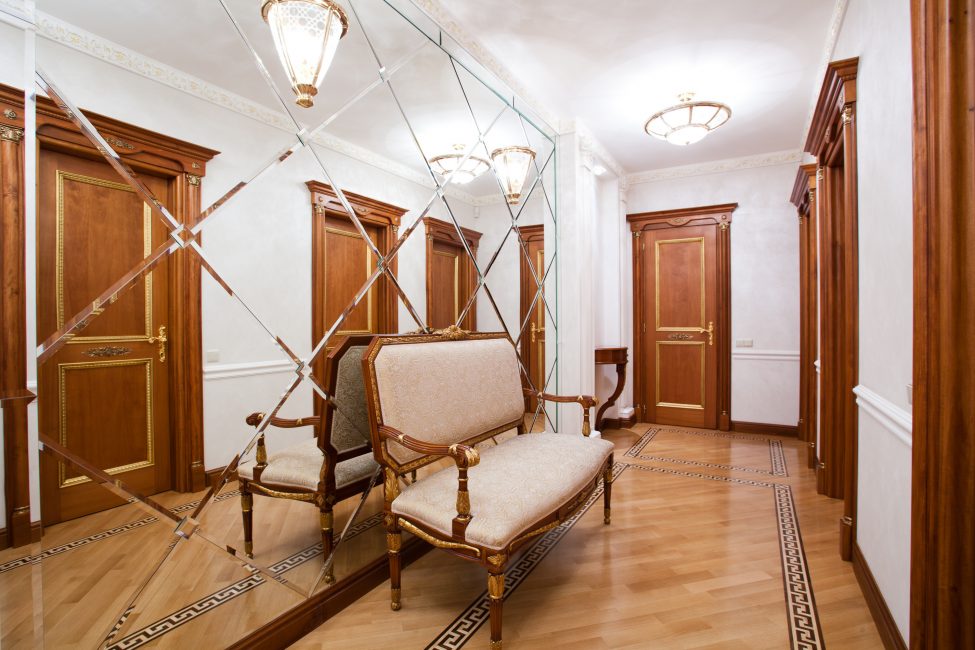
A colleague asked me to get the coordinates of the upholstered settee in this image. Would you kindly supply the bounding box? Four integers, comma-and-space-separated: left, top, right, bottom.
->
362, 329, 614, 650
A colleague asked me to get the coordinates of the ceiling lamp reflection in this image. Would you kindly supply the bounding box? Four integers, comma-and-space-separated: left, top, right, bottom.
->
644, 92, 731, 146
261, 0, 349, 108
490, 146, 536, 204
429, 145, 491, 185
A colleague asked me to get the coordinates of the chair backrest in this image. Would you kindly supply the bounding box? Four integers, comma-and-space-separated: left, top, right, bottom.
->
323, 336, 374, 454
362, 332, 524, 473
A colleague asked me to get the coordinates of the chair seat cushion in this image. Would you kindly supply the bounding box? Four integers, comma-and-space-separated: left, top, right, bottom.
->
391, 433, 614, 549
238, 438, 378, 491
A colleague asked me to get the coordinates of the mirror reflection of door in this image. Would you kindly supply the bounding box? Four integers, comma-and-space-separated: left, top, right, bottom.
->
640, 225, 719, 428
423, 217, 480, 331
518, 225, 545, 413
37, 149, 173, 525
308, 182, 405, 375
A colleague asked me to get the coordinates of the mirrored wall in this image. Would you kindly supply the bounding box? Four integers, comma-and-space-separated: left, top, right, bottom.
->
0, 0, 559, 646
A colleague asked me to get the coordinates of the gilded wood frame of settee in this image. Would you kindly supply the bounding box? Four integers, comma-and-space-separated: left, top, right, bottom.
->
361, 328, 613, 650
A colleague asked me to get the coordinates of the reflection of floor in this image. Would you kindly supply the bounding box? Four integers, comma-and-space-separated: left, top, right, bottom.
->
294, 424, 885, 649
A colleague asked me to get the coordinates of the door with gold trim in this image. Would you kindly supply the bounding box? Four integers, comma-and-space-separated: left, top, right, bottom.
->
519, 225, 545, 413
37, 148, 173, 525
320, 214, 383, 344
641, 225, 718, 428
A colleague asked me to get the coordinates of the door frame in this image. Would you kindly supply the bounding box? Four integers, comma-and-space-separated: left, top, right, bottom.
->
422, 216, 481, 331
627, 203, 735, 431
791, 164, 818, 469
0, 83, 217, 543
306, 181, 404, 386
805, 58, 859, 560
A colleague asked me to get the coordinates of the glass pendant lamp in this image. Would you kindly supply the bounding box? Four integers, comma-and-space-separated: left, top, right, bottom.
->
490, 146, 536, 204
429, 144, 491, 185
644, 92, 731, 146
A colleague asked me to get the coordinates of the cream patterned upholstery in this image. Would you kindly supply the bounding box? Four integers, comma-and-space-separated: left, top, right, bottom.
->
238, 438, 378, 490
392, 433, 613, 548
331, 345, 371, 453
373, 337, 525, 465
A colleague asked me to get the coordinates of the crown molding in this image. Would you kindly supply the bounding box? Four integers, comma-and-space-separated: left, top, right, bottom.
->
563, 118, 625, 179
800, 0, 850, 148
625, 149, 802, 185
27, 10, 490, 206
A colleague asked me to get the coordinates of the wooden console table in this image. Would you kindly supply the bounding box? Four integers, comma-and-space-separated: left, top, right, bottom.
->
595, 347, 628, 431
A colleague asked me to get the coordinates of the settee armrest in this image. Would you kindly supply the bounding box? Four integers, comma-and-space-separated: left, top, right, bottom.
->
522, 390, 600, 436
378, 425, 480, 539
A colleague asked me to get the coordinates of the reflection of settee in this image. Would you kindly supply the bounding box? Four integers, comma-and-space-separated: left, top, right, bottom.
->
362, 328, 614, 650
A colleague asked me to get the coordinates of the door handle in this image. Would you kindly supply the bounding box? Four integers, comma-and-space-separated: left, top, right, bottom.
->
148, 325, 168, 362
530, 322, 546, 344
695, 321, 714, 346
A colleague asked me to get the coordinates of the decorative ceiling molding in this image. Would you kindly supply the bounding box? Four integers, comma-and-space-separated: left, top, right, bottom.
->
26, 10, 490, 206
800, 0, 849, 148
563, 118, 626, 179
625, 149, 802, 185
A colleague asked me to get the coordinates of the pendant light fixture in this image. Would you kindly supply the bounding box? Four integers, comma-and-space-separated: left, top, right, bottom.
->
429, 144, 491, 185
644, 92, 731, 146
490, 146, 536, 204
261, 0, 349, 109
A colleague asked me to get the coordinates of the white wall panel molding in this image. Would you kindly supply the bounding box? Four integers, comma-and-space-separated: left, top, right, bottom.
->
203, 359, 296, 382
732, 349, 800, 362
30, 11, 490, 206
854, 384, 912, 448
625, 149, 802, 185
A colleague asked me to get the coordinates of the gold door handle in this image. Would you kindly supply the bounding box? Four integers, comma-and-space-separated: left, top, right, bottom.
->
148, 325, 168, 362
530, 322, 546, 344
696, 321, 714, 346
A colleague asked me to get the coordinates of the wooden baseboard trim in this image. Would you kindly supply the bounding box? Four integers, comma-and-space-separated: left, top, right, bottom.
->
227, 536, 429, 649
600, 414, 637, 430
852, 543, 907, 650
730, 420, 798, 437
206, 465, 238, 489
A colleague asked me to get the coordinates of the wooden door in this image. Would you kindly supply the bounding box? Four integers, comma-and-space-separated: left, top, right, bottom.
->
37, 148, 173, 524
321, 215, 383, 341
519, 225, 545, 412
428, 240, 464, 329
641, 225, 719, 428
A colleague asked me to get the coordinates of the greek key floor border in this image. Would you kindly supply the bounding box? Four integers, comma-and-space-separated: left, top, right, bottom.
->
625, 428, 789, 477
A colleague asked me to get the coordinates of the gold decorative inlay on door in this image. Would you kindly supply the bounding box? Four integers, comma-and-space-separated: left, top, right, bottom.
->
433, 249, 460, 320
655, 237, 705, 332
325, 226, 375, 335
56, 170, 153, 342
655, 341, 705, 410
57, 358, 155, 488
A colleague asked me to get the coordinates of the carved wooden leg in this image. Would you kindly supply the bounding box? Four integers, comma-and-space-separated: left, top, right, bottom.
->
320, 504, 335, 585
488, 571, 504, 650
387, 520, 402, 611
240, 485, 254, 558
603, 455, 613, 525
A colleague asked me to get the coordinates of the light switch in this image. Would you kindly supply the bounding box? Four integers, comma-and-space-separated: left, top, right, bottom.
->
735, 339, 754, 348
206, 349, 220, 363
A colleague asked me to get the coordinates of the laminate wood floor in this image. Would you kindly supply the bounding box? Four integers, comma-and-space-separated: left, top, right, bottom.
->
293, 424, 885, 649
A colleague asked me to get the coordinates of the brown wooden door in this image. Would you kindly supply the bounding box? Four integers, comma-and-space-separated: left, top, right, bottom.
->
519, 226, 545, 412
641, 225, 718, 428
321, 215, 383, 341
428, 240, 464, 330
37, 148, 173, 525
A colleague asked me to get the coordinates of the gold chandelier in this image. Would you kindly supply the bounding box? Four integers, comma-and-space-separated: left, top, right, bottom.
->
429, 145, 491, 185
490, 146, 536, 204
261, 0, 349, 109
644, 92, 731, 146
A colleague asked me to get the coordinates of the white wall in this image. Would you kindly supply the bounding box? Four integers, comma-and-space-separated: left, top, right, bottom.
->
832, 0, 914, 639
626, 161, 801, 426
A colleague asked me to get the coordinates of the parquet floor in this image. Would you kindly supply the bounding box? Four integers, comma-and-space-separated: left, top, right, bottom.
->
0, 424, 884, 648
293, 424, 885, 649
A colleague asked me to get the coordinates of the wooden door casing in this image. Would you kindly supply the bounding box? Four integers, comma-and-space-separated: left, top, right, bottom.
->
518, 225, 545, 412
628, 204, 734, 430
791, 163, 819, 470
423, 217, 480, 331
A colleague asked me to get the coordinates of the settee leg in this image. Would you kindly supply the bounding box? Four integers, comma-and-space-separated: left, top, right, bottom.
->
488, 571, 504, 650
320, 505, 335, 585
603, 455, 613, 525
240, 485, 254, 558
387, 523, 402, 611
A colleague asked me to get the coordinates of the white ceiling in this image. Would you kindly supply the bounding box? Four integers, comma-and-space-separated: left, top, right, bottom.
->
444, 0, 837, 172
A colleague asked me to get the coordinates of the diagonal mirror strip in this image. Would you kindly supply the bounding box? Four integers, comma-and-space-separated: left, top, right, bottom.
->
36, 238, 180, 363
455, 224, 517, 326
35, 69, 184, 237
382, 262, 427, 331
527, 357, 560, 433
519, 114, 558, 219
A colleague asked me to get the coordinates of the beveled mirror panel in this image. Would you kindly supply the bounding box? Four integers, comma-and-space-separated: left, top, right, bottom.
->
0, 0, 559, 646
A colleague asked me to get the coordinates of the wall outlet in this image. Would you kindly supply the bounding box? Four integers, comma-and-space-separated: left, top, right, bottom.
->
206, 349, 220, 363
735, 339, 754, 348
